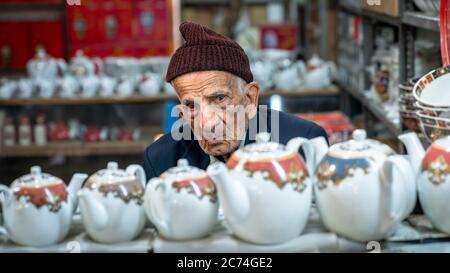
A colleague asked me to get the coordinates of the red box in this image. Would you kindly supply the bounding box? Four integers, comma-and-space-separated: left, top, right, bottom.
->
30, 21, 64, 59
297, 112, 355, 145
134, 0, 171, 41
0, 22, 30, 68
67, 1, 101, 44
261, 24, 298, 50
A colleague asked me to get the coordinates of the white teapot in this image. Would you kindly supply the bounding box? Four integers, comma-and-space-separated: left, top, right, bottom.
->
399, 133, 450, 234
139, 72, 161, 97
207, 132, 316, 245
145, 159, 218, 241
313, 130, 417, 242
0, 167, 87, 246
78, 162, 147, 244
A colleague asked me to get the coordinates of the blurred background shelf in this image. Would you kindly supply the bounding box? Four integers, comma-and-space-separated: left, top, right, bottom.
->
403, 11, 440, 32
0, 140, 153, 158
338, 82, 401, 137
0, 86, 339, 106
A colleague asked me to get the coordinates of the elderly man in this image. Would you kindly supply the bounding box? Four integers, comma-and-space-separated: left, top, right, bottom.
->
144, 22, 327, 179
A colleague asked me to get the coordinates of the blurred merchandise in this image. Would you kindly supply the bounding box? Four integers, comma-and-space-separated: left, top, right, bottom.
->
2, 117, 16, 147
18, 115, 32, 146
297, 111, 355, 144
34, 114, 47, 146
49, 122, 70, 142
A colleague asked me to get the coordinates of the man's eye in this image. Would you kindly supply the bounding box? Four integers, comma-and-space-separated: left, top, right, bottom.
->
185, 102, 195, 109
215, 95, 226, 103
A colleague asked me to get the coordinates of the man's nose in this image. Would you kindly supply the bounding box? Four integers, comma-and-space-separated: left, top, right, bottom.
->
200, 104, 221, 132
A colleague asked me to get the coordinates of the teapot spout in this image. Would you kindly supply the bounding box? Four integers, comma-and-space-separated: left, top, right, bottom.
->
78, 189, 109, 231
398, 132, 425, 175
207, 162, 250, 224
67, 173, 88, 212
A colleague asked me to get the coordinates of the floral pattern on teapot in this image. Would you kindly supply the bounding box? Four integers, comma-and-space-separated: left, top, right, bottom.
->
12, 170, 69, 213
13, 180, 67, 213
227, 153, 309, 193
316, 155, 371, 190
172, 176, 217, 203
85, 170, 144, 205
422, 143, 450, 185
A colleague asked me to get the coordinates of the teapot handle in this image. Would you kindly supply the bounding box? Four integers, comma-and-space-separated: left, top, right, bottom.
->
0, 185, 10, 241
144, 178, 171, 235
126, 165, 147, 188
380, 156, 415, 223
287, 137, 316, 175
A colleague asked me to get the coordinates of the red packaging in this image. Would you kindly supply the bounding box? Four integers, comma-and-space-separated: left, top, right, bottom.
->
297, 112, 356, 145
30, 21, 64, 59
0, 22, 30, 68
261, 24, 298, 50
67, 1, 101, 44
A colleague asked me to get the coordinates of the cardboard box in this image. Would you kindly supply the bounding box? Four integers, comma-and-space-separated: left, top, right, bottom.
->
362, 0, 400, 18
260, 24, 298, 50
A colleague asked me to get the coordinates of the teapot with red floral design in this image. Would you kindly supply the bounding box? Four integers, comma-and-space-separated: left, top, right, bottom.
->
207, 132, 318, 245
399, 132, 450, 234
0, 167, 87, 246
144, 159, 218, 241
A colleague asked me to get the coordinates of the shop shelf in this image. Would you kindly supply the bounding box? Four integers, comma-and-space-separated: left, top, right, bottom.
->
0, 140, 153, 158
0, 86, 340, 107
403, 11, 440, 32
338, 82, 401, 137
338, 2, 401, 26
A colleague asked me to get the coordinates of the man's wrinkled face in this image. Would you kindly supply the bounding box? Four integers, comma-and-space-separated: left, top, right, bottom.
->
173, 71, 260, 158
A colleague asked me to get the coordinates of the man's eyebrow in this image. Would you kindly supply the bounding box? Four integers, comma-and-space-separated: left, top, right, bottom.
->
181, 98, 194, 105
206, 90, 231, 98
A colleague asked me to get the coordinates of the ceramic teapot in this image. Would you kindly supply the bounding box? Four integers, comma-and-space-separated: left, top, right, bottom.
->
313, 130, 417, 242
27, 48, 59, 80
78, 162, 147, 244
399, 132, 450, 233
206, 132, 316, 245
139, 72, 161, 97
304, 54, 337, 89
145, 159, 218, 241
69, 50, 95, 77
0, 167, 87, 246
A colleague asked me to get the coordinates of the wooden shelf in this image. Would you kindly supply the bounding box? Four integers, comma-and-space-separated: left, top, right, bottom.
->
0, 140, 153, 158
0, 86, 340, 106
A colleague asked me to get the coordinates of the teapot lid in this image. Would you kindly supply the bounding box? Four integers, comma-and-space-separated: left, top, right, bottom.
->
87, 162, 134, 186
233, 132, 293, 161
328, 130, 395, 159
12, 166, 64, 188
161, 159, 207, 181
433, 136, 450, 151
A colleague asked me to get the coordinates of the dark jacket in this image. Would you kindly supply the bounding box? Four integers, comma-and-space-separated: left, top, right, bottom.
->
143, 107, 328, 179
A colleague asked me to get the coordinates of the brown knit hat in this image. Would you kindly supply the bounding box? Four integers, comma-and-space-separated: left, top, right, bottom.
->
166, 22, 254, 83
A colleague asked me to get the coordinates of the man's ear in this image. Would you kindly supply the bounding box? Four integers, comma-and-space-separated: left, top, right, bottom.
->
176, 104, 186, 120
245, 81, 260, 116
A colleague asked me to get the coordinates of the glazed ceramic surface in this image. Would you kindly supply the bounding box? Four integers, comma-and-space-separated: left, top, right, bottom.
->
414, 65, 450, 107
400, 133, 450, 234
145, 159, 218, 241
78, 162, 147, 244
0, 167, 87, 246
207, 133, 316, 245
314, 130, 416, 242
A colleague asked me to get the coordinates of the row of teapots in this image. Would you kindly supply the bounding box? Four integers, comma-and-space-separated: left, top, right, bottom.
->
0, 129, 448, 247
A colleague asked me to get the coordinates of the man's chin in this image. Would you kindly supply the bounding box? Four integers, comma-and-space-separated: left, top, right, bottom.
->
200, 141, 232, 157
